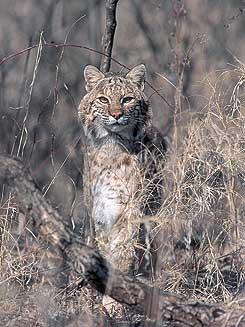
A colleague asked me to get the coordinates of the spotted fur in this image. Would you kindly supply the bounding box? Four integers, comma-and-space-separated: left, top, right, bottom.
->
78, 64, 166, 274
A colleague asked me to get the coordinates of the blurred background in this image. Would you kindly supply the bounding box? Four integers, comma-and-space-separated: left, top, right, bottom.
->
0, 0, 244, 222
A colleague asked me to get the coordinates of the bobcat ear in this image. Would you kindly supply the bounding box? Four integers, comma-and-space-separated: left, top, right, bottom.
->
126, 64, 146, 91
84, 65, 105, 92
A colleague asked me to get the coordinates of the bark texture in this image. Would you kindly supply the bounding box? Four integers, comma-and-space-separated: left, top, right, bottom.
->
100, 0, 119, 72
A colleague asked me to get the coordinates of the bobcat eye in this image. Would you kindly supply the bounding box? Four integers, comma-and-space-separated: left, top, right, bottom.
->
98, 96, 109, 104
122, 96, 135, 104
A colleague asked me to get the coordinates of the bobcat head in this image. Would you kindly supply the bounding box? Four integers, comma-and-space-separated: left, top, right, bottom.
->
78, 64, 152, 141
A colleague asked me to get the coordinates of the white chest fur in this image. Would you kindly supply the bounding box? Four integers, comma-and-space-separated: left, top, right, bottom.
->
88, 143, 140, 229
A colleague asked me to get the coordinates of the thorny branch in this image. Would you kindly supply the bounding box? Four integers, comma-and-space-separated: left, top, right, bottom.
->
0, 155, 244, 326
100, 0, 119, 73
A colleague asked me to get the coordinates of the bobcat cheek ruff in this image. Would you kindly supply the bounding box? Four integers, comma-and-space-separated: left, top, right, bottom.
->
78, 64, 166, 278
80, 64, 151, 139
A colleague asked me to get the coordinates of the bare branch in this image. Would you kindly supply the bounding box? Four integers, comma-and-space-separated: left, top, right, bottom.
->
0, 42, 125, 69
0, 42, 174, 110
100, 0, 119, 73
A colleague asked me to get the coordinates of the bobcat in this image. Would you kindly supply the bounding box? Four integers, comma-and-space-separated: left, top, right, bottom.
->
78, 64, 166, 277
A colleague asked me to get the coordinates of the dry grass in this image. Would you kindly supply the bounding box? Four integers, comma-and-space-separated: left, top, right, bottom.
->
152, 63, 245, 303
0, 64, 245, 325
0, 196, 102, 325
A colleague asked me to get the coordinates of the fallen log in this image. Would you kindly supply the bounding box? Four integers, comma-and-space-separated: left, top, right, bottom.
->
0, 155, 244, 326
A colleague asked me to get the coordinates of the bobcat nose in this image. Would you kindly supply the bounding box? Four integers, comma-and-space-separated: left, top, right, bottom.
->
111, 112, 123, 120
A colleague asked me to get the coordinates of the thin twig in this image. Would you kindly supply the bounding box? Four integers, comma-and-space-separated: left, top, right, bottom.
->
0, 42, 174, 110
17, 33, 43, 158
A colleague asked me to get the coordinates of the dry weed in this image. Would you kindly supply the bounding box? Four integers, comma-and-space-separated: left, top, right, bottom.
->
153, 65, 245, 303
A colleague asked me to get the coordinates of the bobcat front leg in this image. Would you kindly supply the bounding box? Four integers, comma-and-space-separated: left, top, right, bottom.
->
99, 215, 140, 317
